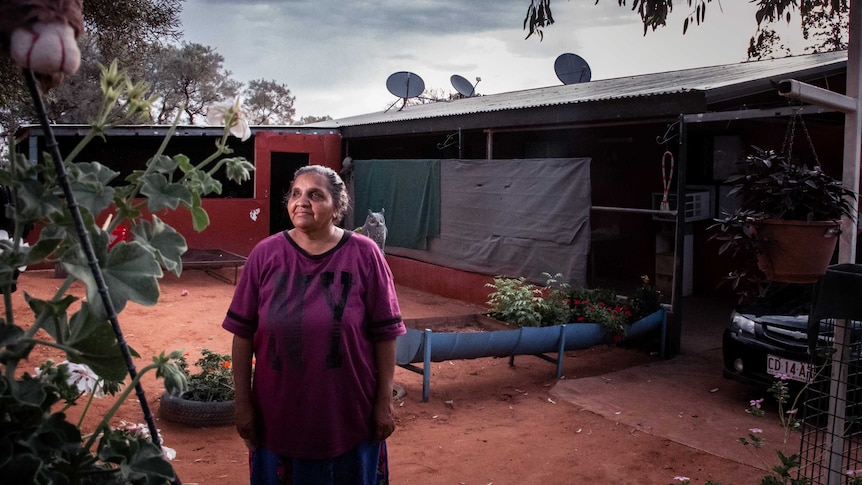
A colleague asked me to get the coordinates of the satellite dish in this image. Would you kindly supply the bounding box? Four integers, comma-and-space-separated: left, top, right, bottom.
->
554, 53, 591, 85
450, 74, 479, 97
386, 71, 425, 99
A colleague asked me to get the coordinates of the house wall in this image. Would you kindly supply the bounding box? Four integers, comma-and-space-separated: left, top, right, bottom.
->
344, 111, 854, 299
346, 124, 675, 294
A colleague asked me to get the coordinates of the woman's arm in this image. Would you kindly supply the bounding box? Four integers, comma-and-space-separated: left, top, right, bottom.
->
232, 334, 257, 449
372, 337, 398, 442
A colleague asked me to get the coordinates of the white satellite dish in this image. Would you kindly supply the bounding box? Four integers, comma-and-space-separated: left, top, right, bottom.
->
385, 71, 425, 111
450, 74, 480, 98
554, 53, 591, 85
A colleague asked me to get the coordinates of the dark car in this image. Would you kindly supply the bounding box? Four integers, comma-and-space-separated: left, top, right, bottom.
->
723, 283, 824, 389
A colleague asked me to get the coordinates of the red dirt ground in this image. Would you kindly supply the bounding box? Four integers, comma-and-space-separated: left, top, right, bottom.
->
10, 268, 769, 484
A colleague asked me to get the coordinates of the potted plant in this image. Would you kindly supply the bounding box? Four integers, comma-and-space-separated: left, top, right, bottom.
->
159, 349, 236, 427
710, 145, 857, 296
0, 62, 253, 483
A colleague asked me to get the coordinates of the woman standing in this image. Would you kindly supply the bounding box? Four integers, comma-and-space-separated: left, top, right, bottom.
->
223, 165, 405, 484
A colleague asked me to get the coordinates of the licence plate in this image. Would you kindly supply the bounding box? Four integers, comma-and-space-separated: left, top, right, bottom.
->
767, 354, 812, 383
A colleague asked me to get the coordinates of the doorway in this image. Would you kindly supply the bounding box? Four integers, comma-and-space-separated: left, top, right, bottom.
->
270, 152, 309, 234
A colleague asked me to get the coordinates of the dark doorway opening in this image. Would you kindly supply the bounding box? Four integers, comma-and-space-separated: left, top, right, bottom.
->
270, 152, 309, 234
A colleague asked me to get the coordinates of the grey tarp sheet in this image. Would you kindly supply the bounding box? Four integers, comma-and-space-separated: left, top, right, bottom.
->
355, 158, 591, 287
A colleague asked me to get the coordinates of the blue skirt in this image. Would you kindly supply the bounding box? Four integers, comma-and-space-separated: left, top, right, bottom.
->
249, 440, 389, 485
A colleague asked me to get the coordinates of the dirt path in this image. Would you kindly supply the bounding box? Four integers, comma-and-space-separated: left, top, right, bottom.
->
10, 269, 771, 484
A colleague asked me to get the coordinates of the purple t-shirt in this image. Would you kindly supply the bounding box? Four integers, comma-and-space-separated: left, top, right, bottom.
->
222, 230, 405, 459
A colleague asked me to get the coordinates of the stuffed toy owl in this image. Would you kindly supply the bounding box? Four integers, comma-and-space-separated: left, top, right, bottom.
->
0, 0, 83, 89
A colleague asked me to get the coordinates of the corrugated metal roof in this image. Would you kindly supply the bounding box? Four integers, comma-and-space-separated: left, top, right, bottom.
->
322, 51, 847, 129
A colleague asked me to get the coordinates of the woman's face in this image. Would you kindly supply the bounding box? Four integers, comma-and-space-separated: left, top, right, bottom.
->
287, 172, 337, 234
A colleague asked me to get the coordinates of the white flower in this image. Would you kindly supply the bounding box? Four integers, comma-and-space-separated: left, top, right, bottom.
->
161, 445, 177, 461
0, 229, 29, 272
116, 420, 150, 439
116, 421, 175, 460
63, 361, 106, 398
206, 98, 251, 141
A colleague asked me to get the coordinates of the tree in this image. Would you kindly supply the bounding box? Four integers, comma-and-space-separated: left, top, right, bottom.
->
148, 43, 242, 124
243, 79, 296, 125
523, 0, 848, 59
296, 115, 333, 125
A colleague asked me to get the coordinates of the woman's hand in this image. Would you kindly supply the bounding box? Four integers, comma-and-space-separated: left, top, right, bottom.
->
372, 338, 398, 442
372, 398, 396, 442
232, 335, 257, 449
235, 397, 258, 450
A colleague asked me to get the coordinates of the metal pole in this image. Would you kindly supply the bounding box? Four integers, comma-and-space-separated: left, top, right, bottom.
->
840, 1, 862, 265
669, 114, 686, 357
825, 6, 860, 484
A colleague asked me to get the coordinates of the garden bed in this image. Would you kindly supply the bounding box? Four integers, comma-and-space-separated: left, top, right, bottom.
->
397, 308, 667, 401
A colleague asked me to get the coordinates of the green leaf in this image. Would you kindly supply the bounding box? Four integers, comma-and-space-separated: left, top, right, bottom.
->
223, 157, 255, 183
25, 293, 78, 345
16, 178, 64, 221
131, 215, 188, 276
0, 323, 24, 348
175, 154, 193, 173
184, 169, 222, 196
11, 375, 50, 407
66, 303, 127, 382
146, 154, 179, 174
140, 173, 193, 212
66, 162, 118, 216
26, 230, 63, 265
99, 435, 176, 484
65, 231, 162, 317
189, 193, 210, 232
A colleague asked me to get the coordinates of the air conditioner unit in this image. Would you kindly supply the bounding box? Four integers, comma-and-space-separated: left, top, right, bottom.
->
651, 190, 712, 223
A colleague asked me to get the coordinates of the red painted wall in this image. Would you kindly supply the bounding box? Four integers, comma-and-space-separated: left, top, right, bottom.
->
386, 255, 493, 307
158, 130, 343, 256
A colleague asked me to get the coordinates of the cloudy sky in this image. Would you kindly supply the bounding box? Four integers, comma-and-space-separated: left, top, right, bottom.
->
179, 1, 807, 120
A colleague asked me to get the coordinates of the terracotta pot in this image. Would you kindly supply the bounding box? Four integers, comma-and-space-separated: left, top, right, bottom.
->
756, 219, 840, 283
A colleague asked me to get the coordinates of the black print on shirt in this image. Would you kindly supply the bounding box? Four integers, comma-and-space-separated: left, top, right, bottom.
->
322, 271, 352, 369
268, 271, 353, 370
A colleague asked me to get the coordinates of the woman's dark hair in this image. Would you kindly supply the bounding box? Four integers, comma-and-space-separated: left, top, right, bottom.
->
289, 165, 350, 224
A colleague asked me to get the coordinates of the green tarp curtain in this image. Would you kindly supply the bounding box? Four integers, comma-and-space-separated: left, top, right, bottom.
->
353, 159, 441, 250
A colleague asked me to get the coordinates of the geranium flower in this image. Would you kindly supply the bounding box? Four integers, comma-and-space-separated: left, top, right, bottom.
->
115, 421, 176, 461
41, 361, 107, 398
0, 229, 30, 271
207, 98, 251, 141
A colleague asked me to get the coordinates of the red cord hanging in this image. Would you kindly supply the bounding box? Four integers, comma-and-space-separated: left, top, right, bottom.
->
660, 150, 675, 211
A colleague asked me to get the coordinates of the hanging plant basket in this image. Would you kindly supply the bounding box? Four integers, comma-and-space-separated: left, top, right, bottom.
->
159, 391, 235, 427
756, 219, 840, 283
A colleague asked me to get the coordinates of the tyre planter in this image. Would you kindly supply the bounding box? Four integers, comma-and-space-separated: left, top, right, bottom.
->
756, 219, 840, 283
159, 391, 234, 427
